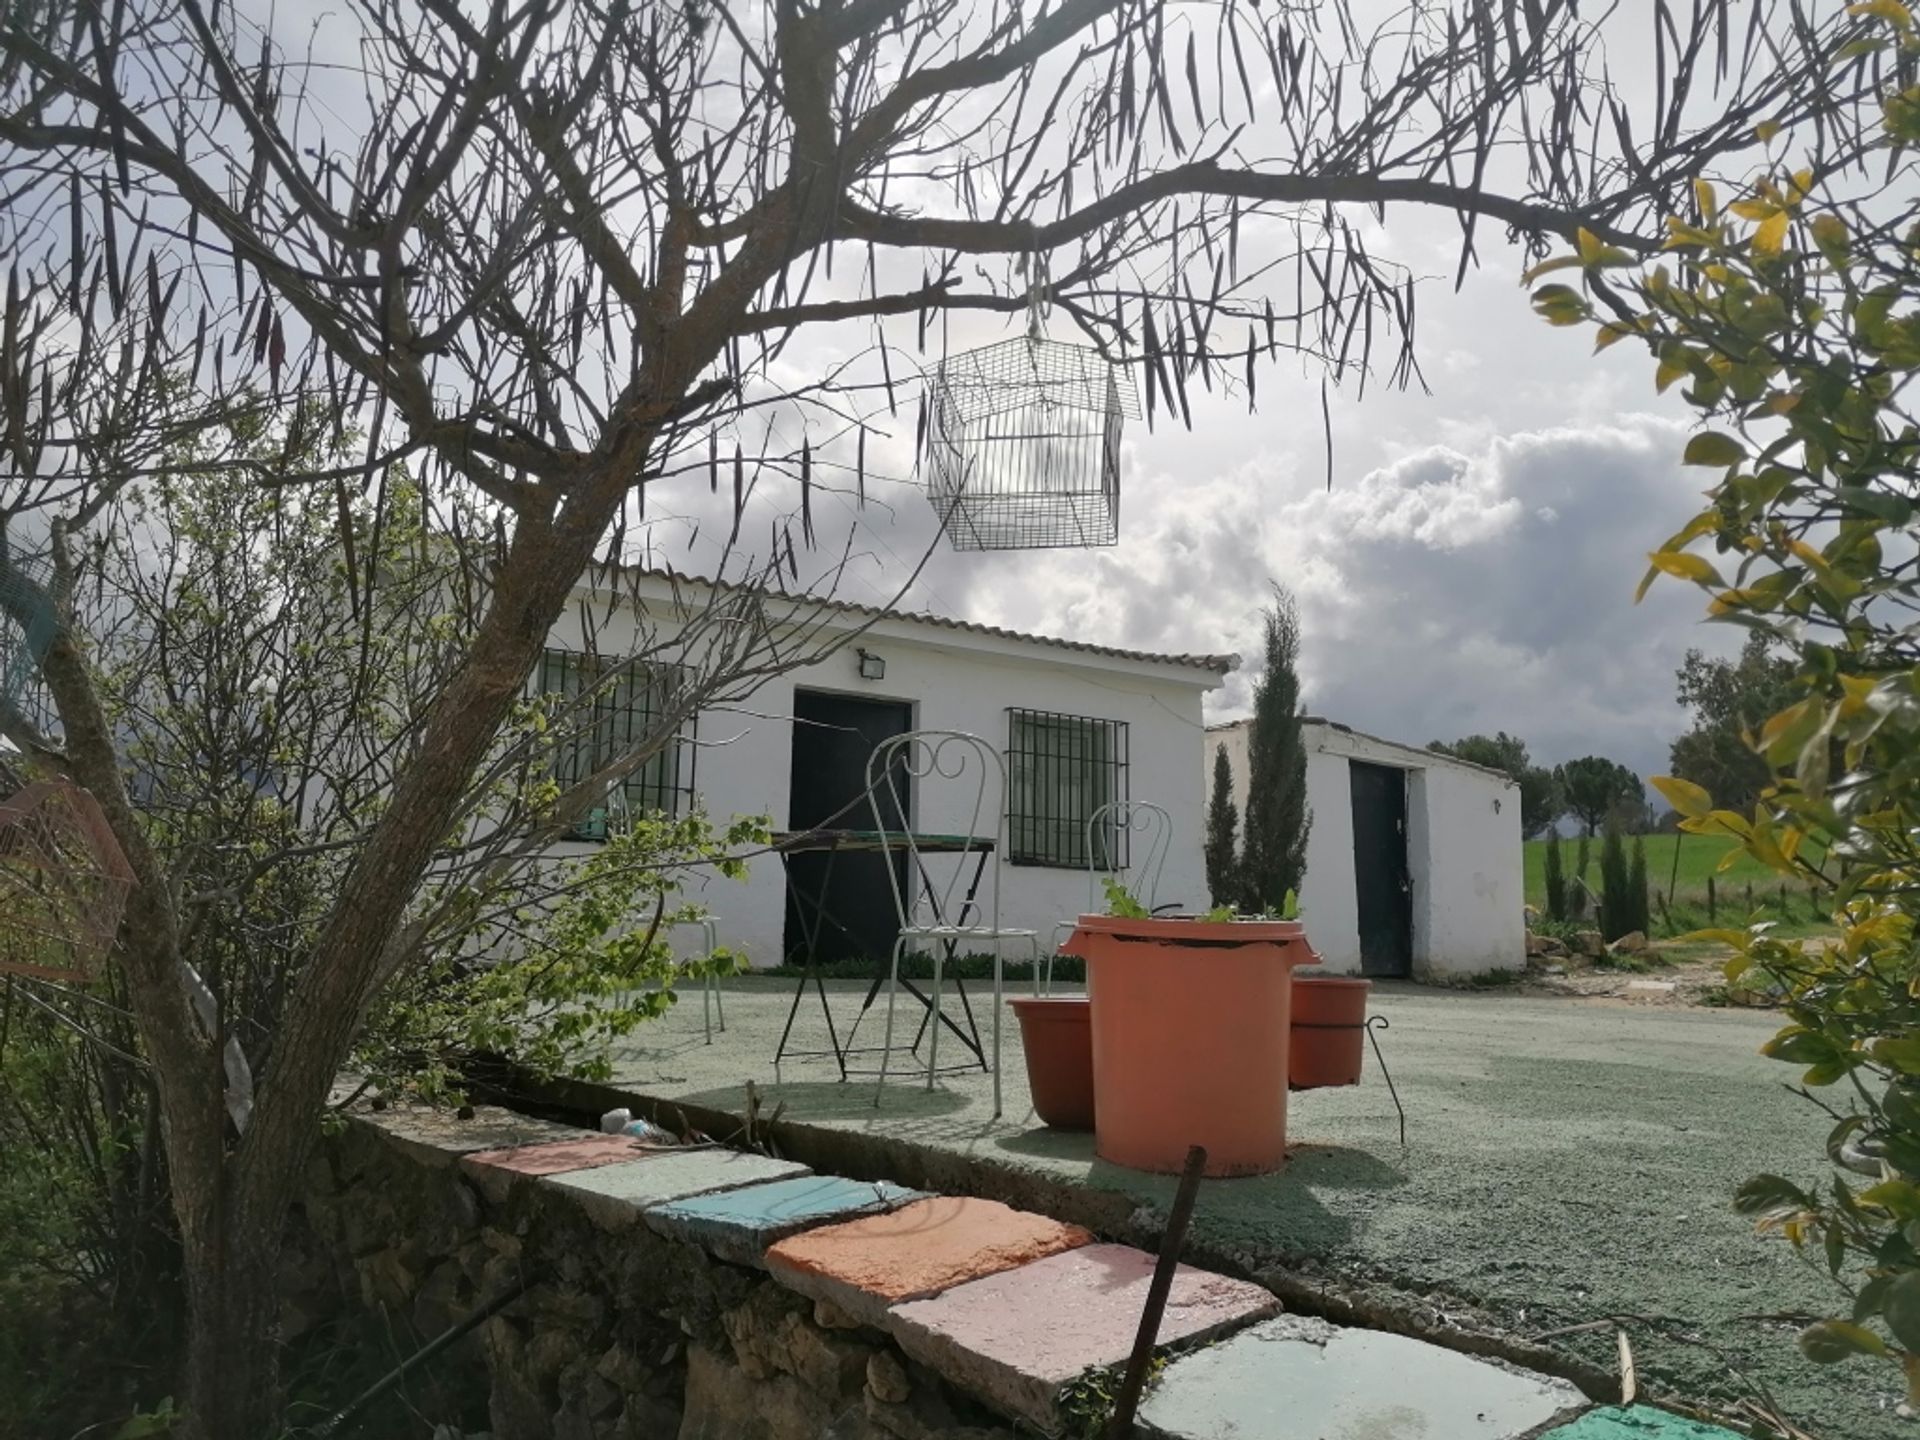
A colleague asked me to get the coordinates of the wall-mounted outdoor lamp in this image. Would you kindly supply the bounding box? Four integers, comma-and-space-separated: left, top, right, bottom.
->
856, 648, 886, 681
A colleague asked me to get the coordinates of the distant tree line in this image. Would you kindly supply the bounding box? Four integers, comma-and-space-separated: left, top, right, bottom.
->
1440, 637, 1800, 945
1432, 632, 1797, 842
1424, 736, 1648, 838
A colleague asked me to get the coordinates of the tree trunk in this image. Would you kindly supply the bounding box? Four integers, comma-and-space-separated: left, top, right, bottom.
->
181, 1220, 283, 1440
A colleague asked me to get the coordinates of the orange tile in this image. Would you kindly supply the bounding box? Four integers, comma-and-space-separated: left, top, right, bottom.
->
765, 1196, 1091, 1325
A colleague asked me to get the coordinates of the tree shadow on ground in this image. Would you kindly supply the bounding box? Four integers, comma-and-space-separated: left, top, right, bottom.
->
989, 1129, 1405, 1259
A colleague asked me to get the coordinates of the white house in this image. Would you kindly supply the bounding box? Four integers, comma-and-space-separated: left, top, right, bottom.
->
1206, 718, 1523, 979
540, 574, 1236, 968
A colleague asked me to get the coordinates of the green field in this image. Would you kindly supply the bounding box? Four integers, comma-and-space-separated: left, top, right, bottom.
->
1523, 831, 1830, 936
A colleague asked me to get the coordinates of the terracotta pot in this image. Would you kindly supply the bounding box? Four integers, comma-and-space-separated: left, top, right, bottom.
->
1009, 996, 1094, 1130
1071, 915, 1314, 1177
1289, 976, 1372, 1089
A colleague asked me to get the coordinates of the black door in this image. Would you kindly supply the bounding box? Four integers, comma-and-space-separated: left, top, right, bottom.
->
1349, 760, 1412, 978
784, 691, 914, 964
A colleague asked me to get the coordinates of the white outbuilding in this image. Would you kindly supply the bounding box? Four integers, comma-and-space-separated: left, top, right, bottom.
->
1205, 718, 1523, 979
537, 573, 1236, 969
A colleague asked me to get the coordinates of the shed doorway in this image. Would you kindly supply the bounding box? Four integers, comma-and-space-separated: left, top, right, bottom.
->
784, 690, 913, 964
1349, 760, 1412, 977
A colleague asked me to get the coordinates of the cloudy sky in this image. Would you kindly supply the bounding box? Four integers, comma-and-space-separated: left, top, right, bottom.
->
636, 17, 1750, 794
752, 229, 1724, 789
268, 3, 1738, 788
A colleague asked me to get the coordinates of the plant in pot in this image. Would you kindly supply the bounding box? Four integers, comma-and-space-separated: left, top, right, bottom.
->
1061, 882, 1316, 1177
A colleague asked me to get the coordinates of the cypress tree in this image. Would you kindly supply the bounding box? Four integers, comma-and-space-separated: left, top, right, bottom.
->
1598, 823, 1632, 942
1628, 835, 1651, 935
1205, 743, 1239, 909
1543, 829, 1567, 923
1568, 832, 1593, 921
1240, 586, 1312, 913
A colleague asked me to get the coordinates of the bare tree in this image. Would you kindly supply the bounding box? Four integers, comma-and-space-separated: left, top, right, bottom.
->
0, 0, 1881, 1430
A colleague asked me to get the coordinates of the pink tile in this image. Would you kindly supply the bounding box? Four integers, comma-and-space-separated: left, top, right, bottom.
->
889, 1244, 1280, 1430
461, 1133, 661, 1178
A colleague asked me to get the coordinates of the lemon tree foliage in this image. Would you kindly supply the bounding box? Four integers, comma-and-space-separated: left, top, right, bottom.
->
1531, 6, 1920, 1397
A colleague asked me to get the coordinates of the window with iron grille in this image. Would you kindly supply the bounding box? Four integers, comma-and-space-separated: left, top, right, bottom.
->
536, 650, 696, 835
1006, 708, 1128, 867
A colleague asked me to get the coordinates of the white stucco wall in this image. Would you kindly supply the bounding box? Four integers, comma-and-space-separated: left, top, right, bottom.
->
546, 579, 1229, 967
1204, 718, 1523, 977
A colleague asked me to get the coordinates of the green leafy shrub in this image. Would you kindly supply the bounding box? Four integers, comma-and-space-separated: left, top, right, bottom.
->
1530, 5, 1920, 1399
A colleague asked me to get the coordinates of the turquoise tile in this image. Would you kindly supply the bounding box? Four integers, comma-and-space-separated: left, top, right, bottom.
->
644, 1173, 923, 1266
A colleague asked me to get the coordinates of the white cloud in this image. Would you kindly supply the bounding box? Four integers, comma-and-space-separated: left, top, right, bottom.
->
928, 412, 1732, 785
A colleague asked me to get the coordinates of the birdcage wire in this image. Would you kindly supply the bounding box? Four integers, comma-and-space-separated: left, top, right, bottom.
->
922, 334, 1140, 551
0, 777, 135, 983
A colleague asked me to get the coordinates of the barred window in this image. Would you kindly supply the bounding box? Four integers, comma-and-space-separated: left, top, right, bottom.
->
537, 650, 696, 834
1006, 708, 1128, 867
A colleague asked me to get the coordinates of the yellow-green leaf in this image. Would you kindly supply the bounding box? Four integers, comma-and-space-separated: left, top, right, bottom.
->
1594, 322, 1638, 352
1645, 549, 1727, 586
1705, 808, 1755, 839
1683, 432, 1747, 466
1571, 227, 1631, 268
1861, 1179, 1920, 1219
1661, 510, 1722, 551
1753, 210, 1791, 256
1520, 255, 1584, 284
1848, 0, 1914, 31
1754, 121, 1782, 144
1652, 774, 1713, 818
1800, 1321, 1889, 1364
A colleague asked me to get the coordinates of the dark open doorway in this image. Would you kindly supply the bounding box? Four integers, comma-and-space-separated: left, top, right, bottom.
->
784, 690, 914, 964
1349, 760, 1413, 978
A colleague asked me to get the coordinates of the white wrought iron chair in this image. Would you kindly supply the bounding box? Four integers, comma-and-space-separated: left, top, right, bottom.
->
868, 730, 1040, 1118
666, 916, 726, 1044
1046, 799, 1175, 992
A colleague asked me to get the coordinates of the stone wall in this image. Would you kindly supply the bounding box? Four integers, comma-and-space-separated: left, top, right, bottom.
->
286, 1108, 1019, 1439
286, 1101, 1603, 1440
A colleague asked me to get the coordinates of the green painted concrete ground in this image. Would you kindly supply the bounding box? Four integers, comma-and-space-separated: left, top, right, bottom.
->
606, 979, 1903, 1440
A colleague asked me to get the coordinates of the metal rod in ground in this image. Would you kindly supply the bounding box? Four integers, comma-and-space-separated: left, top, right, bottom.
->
1107, 1143, 1208, 1439
317, 1275, 532, 1437
1367, 1014, 1407, 1147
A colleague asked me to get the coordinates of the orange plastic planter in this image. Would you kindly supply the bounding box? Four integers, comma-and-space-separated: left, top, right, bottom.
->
1009, 996, 1094, 1130
1289, 976, 1372, 1089
1074, 915, 1314, 1177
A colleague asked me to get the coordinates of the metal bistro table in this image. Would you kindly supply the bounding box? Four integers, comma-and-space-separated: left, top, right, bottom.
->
771, 826, 995, 1079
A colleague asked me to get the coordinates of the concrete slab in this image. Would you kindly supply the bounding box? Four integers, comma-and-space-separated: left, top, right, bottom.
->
545, 1148, 810, 1231
1538, 1406, 1747, 1440
355, 1101, 578, 1168
458, 1133, 668, 1202
765, 1196, 1093, 1328
1137, 1314, 1585, 1440
643, 1174, 925, 1268
889, 1243, 1280, 1430
600, 979, 1886, 1440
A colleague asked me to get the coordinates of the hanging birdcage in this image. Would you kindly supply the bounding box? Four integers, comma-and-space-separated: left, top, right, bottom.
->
921, 334, 1140, 550
0, 777, 135, 983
